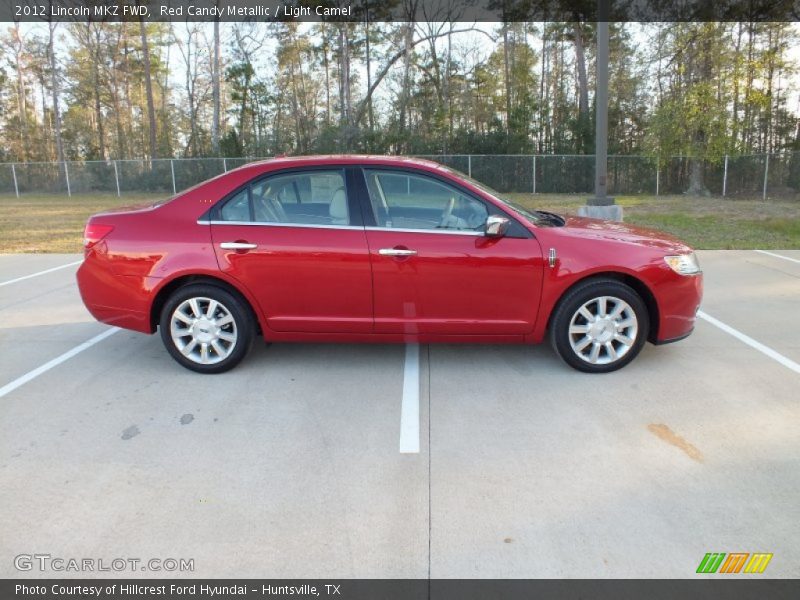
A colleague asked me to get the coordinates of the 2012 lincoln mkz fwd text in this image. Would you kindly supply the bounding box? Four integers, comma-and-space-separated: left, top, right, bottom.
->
77, 156, 703, 374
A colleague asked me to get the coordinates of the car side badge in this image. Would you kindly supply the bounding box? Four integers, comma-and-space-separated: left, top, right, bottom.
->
549, 248, 557, 267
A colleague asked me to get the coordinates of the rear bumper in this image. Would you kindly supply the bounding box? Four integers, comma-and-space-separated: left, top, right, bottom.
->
76, 256, 153, 334
81, 301, 150, 332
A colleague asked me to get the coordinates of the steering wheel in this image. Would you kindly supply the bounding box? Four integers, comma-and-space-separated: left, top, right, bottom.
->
439, 196, 455, 228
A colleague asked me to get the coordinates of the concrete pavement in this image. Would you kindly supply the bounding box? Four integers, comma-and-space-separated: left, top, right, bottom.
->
0, 250, 797, 578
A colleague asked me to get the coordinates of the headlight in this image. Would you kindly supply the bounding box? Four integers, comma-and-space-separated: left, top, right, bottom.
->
664, 253, 701, 275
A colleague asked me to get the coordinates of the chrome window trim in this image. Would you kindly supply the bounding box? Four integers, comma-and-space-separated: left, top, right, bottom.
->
364, 226, 484, 236
197, 220, 363, 231
198, 219, 485, 236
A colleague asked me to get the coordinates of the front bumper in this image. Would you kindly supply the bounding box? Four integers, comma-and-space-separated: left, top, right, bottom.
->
654, 271, 703, 343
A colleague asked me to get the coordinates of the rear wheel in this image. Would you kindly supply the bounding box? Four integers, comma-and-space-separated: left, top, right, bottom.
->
550, 279, 649, 373
159, 284, 254, 374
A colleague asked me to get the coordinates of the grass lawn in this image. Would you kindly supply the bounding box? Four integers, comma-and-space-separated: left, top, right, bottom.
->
509, 193, 800, 250
0, 192, 798, 253
0, 193, 164, 253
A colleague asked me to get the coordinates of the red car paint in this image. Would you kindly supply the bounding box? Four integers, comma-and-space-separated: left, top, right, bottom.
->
77, 155, 702, 349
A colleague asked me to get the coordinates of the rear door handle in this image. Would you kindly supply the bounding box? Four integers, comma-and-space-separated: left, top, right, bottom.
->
220, 242, 257, 250
379, 248, 417, 256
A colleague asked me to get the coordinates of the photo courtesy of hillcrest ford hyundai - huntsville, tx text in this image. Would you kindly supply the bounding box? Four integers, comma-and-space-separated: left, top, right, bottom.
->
76, 155, 703, 374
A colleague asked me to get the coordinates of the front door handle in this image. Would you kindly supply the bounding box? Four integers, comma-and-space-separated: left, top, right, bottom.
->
220, 242, 258, 250
379, 248, 417, 256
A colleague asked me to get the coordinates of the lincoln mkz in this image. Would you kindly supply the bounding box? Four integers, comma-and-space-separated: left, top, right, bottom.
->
77, 156, 703, 374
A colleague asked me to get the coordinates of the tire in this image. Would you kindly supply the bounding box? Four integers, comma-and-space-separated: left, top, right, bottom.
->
549, 278, 649, 374
159, 284, 254, 374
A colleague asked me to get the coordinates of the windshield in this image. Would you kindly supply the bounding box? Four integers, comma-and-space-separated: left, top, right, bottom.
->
437, 165, 559, 226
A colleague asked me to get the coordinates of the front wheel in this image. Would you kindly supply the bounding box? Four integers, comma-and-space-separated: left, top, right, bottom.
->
159, 284, 254, 374
549, 279, 649, 373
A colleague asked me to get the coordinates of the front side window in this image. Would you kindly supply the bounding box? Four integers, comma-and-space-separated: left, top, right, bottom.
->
219, 170, 350, 226
364, 169, 487, 231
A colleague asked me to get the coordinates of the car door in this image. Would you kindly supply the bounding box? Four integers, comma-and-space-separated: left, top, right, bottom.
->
359, 168, 545, 335
207, 167, 373, 333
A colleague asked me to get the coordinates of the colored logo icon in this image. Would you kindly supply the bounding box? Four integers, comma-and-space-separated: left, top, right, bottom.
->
696, 553, 773, 574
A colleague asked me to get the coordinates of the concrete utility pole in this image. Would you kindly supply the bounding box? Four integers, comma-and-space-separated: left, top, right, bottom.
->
579, 0, 623, 221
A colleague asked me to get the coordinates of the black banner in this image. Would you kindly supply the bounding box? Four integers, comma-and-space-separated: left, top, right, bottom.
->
3, 579, 800, 600
2, 0, 800, 23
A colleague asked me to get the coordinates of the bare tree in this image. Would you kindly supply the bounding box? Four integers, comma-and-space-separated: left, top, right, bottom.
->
139, 20, 158, 159
352, 25, 490, 127
502, 21, 511, 134
229, 23, 268, 152
364, 6, 374, 133
177, 23, 210, 156
397, 1, 419, 138
572, 22, 589, 122
338, 23, 352, 129
7, 24, 30, 161
90, 24, 106, 159
211, 16, 221, 154
47, 21, 65, 164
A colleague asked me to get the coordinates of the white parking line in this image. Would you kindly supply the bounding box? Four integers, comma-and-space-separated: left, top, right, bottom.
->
697, 311, 800, 375
754, 250, 800, 265
0, 328, 120, 400
0, 260, 83, 288
399, 343, 421, 453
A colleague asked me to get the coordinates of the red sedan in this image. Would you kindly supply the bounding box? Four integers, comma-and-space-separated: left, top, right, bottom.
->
77, 156, 702, 374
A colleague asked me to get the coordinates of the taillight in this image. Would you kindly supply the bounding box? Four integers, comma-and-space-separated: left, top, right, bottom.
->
83, 223, 114, 249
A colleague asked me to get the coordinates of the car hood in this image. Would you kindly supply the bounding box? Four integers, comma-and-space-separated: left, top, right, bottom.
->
553, 216, 693, 253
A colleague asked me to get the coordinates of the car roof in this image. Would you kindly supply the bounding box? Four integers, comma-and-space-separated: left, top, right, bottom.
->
243, 154, 448, 172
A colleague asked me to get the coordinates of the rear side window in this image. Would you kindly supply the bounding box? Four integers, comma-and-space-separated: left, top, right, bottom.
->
218, 170, 350, 226
219, 189, 251, 222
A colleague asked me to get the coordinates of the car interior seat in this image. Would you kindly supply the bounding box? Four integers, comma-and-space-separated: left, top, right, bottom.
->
329, 188, 349, 225
267, 196, 288, 222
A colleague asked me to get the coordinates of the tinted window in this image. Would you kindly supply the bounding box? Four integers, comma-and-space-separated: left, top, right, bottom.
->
219, 188, 250, 222
364, 170, 487, 231
220, 170, 350, 226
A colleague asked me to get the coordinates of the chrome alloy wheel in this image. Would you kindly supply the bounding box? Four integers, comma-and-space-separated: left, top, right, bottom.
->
169, 297, 238, 365
567, 296, 638, 365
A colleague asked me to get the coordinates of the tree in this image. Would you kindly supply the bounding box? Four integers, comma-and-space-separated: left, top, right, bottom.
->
139, 19, 158, 159
607, 23, 648, 155
176, 22, 211, 157
1, 24, 33, 161
47, 22, 64, 165
570, 20, 592, 153
272, 22, 319, 153
211, 14, 221, 155
226, 23, 268, 155
647, 23, 732, 195
0, 20, 799, 173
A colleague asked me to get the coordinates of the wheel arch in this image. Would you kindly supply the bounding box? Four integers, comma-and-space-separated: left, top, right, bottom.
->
149, 274, 265, 335
547, 271, 660, 343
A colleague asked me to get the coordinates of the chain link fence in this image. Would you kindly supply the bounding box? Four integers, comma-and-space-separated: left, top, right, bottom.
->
1, 154, 798, 198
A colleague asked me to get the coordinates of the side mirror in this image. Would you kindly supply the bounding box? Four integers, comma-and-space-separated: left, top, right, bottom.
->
485, 215, 510, 237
